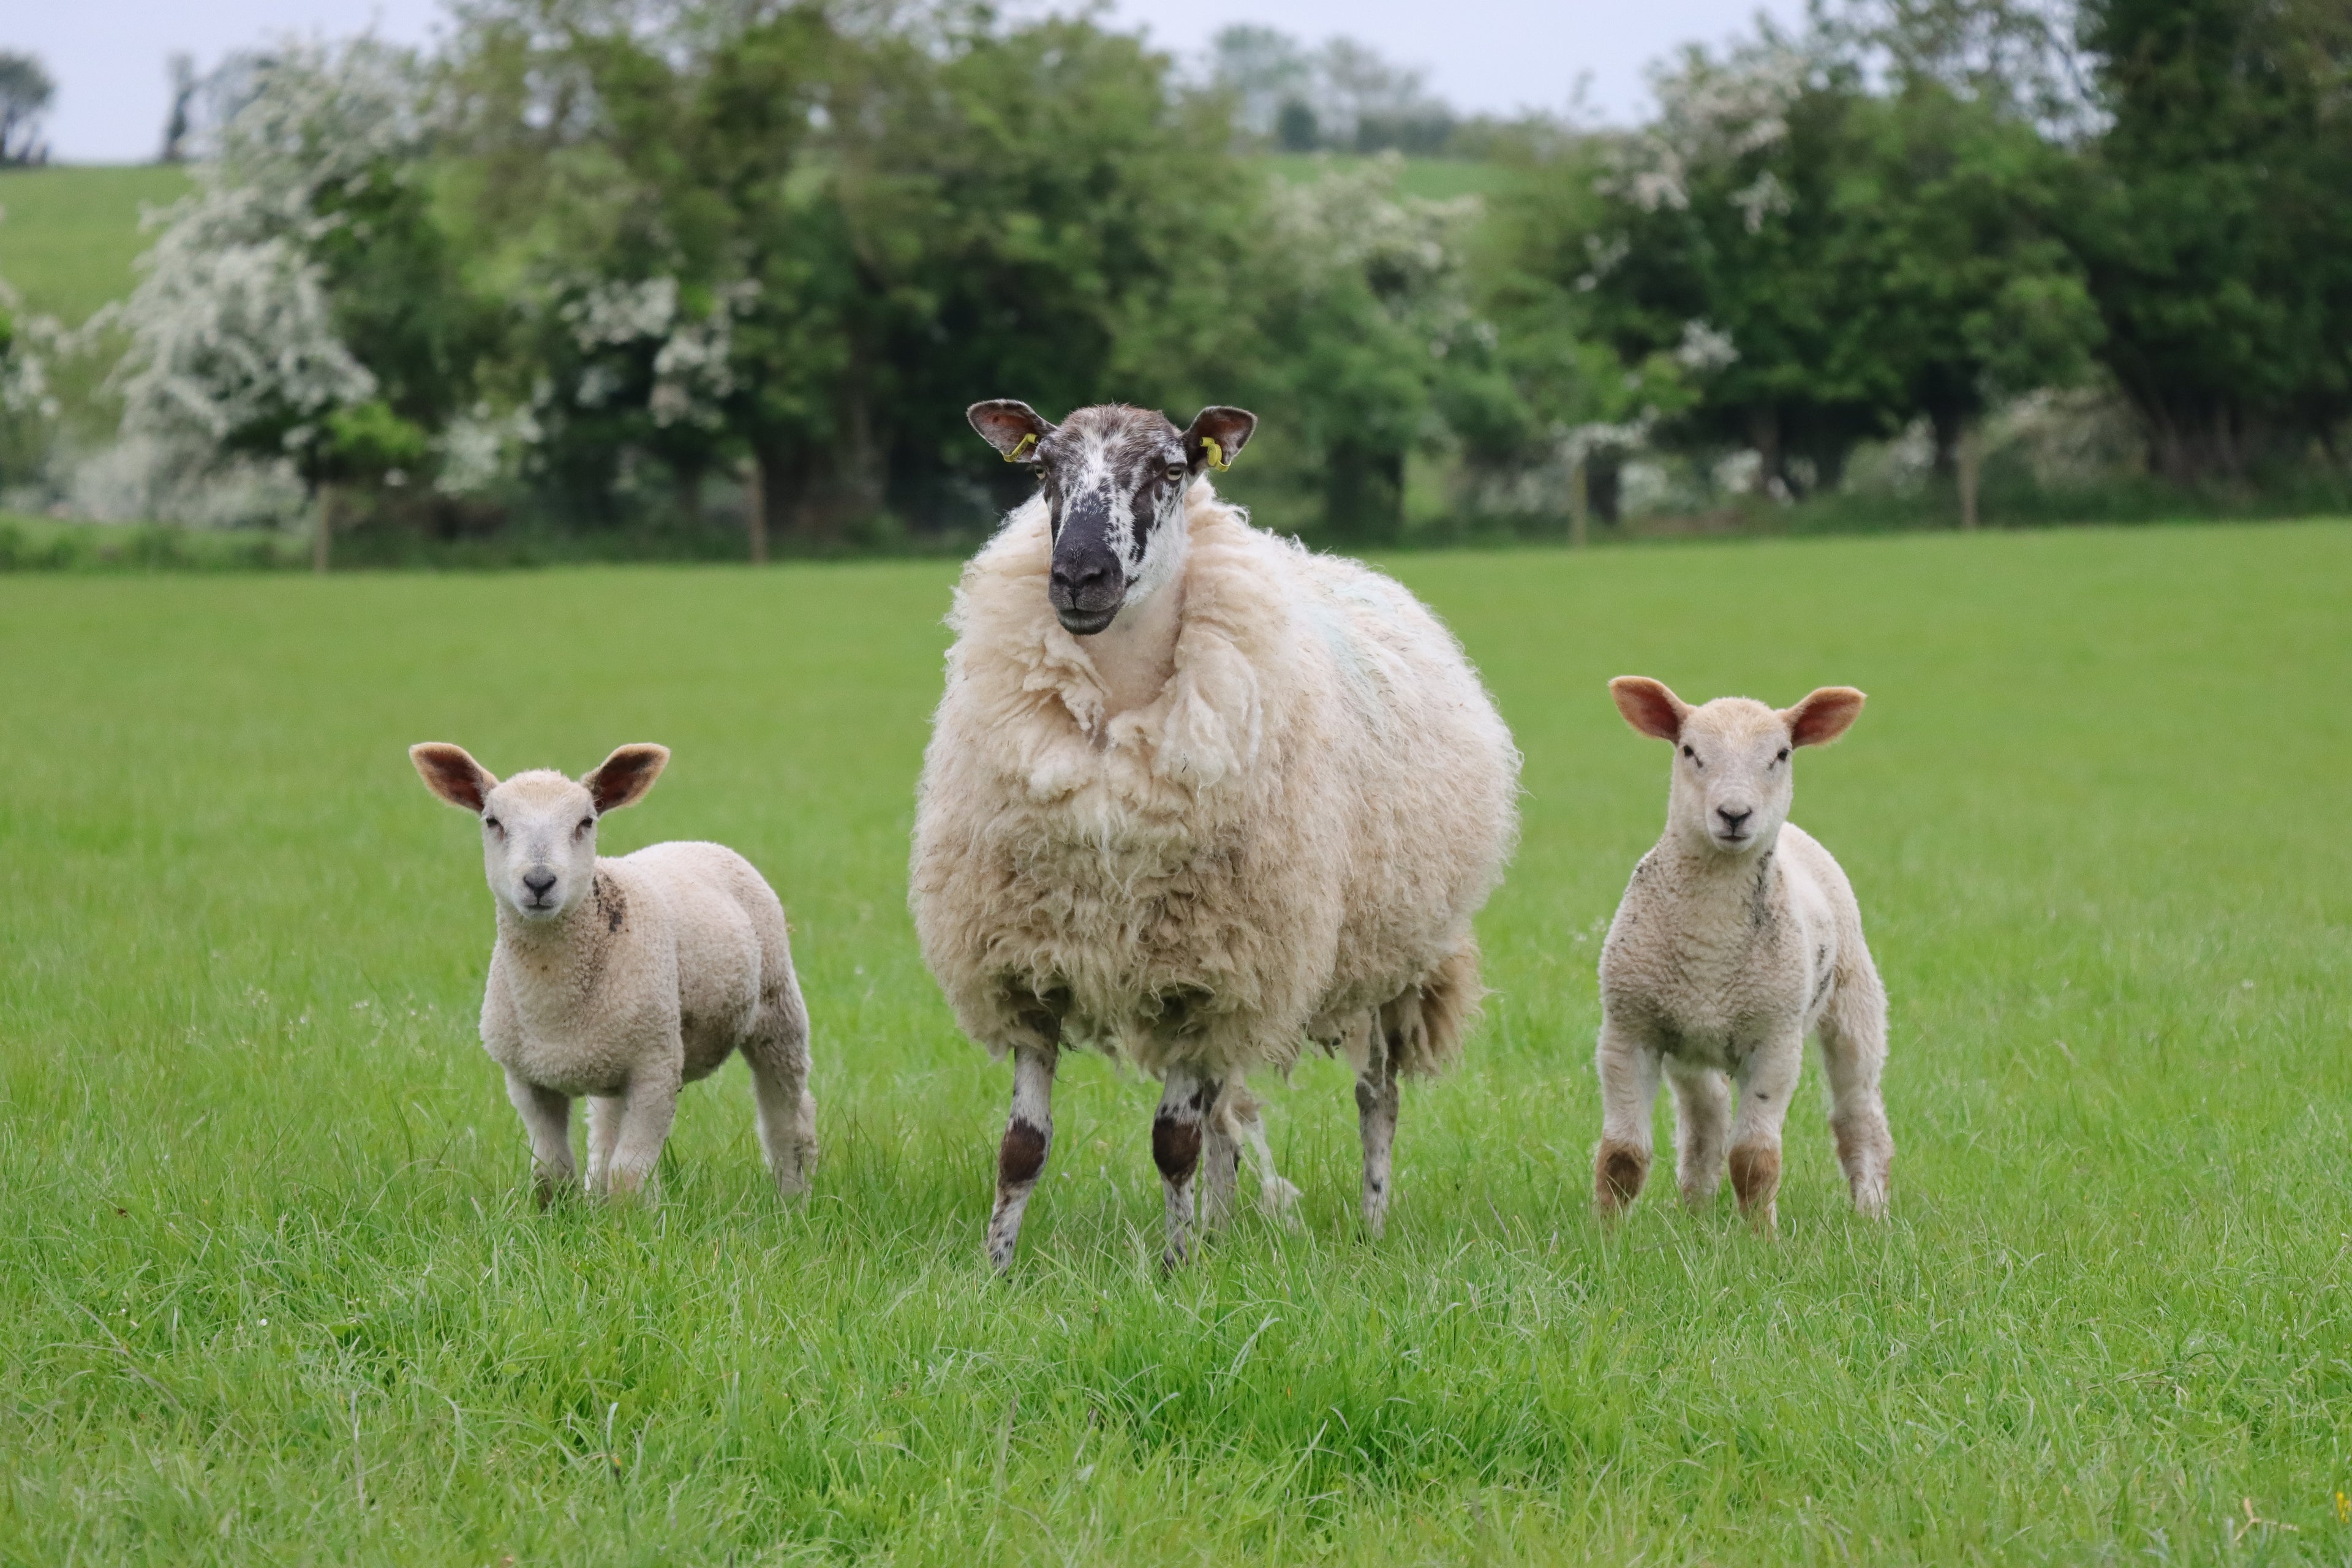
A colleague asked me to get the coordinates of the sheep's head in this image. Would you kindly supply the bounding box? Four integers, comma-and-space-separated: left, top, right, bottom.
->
1610, 678, 1864, 858
411, 743, 669, 924
968, 399, 1257, 635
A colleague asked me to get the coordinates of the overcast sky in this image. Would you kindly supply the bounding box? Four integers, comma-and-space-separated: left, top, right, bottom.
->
10, 0, 1806, 165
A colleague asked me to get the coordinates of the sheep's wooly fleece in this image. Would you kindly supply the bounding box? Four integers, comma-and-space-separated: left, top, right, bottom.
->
911, 481, 1520, 1080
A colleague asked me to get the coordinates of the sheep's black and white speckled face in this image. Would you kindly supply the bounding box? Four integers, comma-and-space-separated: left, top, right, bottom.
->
1031, 405, 1191, 635
968, 399, 1258, 636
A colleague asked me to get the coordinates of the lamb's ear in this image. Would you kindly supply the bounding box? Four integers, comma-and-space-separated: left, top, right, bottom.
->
583, 744, 669, 814
1183, 405, 1257, 473
1782, 687, 1866, 748
411, 744, 497, 813
1610, 677, 1689, 742
968, 399, 1055, 464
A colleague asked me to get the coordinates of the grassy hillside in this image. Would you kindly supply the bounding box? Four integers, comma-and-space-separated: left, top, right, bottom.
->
0, 165, 191, 326
3, 523, 2348, 1562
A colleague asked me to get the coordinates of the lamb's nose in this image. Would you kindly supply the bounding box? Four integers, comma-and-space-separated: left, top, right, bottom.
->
522, 870, 557, 899
1717, 807, 1752, 832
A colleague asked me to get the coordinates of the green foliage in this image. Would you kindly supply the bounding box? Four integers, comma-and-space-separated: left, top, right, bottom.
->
4, 526, 2352, 1558
2064, 0, 2352, 479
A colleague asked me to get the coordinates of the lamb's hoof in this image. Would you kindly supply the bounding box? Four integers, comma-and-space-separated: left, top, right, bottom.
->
1261, 1178, 1305, 1232
1593, 1142, 1649, 1215
1850, 1180, 1888, 1220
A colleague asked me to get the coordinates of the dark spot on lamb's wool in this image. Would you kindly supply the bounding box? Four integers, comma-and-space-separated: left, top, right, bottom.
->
1747, 850, 1776, 930
998, 1118, 1048, 1188
594, 873, 627, 933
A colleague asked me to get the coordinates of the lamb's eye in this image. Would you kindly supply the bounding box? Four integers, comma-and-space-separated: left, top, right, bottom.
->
1777, 747, 1791, 763
1165, 462, 1185, 481
1680, 745, 1695, 760
483, 816, 502, 833
576, 818, 595, 835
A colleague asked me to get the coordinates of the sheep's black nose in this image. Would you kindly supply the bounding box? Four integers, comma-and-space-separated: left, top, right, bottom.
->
1716, 807, 1752, 831
523, 870, 557, 898
1052, 560, 1111, 597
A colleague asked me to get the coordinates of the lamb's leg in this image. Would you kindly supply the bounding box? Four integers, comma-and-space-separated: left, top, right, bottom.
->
1728, 1034, 1804, 1235
584, 1095, 626, 1194
743, 1000, 818, 1199
1665, 1060, 1732, 1208
1154, 1068, 1216, 1268
987, 1042, 1058, 1272
505, 1070, 575, 1207
1355, 1028, 1401, 1237
604, 1068, 682, 1200
1593, 1016, 1661, 1214
1817, 966, 1893, 1218
1220, 1083, 1302, 1230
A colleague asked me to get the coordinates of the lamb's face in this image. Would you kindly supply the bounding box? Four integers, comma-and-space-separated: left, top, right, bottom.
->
968, 399, 1258, 635
411, 742, 670, 926
478, 772, 603, 922
1668, 700, 1800, 856
1608, 679, 1866, 860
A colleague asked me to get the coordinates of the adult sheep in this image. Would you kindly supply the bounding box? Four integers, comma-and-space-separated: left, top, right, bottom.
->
911, 399, 1519, 1270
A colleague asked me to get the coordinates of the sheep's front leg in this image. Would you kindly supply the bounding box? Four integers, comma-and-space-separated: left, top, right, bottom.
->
1216, 1084, 1302, 1231
584, 1095, 626, 1194
1354, 1040, 1400, 1237
1153, 1068, 1216, 1268
604, 1068, 682, 1200
987, 1042, 1058, 1272
1593, 1016, 1662, 1215
505, 1070, 575, 1206
1728, 1033, 1804, 1235
1665, 1060, 1732, 1208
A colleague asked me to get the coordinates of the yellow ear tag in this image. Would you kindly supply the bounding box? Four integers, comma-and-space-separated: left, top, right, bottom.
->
1202, 435, 1229, 471
1005, 432, 1038, 463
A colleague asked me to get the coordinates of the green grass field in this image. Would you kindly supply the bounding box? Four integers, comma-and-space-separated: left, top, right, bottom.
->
0, 165, 191, 326
3, 523, 2349, 1564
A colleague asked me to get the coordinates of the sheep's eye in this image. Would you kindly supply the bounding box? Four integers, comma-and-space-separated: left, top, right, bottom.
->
576, 818, 595, 835
1777, 747, 1791, 763
1165, 462, 1185, 481
483, 816, 502, 833
1680, 745, 1695, 760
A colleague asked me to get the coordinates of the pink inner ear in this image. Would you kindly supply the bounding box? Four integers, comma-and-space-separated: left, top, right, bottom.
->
1790, 690, 1864, 747
1611, 680, 1684, 742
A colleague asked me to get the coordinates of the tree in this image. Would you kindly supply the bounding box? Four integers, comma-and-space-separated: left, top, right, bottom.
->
0, 53, 55, 167
2065, 0, 2352, 481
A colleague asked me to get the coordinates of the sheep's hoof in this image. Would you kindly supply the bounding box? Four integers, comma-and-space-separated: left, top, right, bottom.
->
1262, 1178, 1305, 1232
1593, 1142, 1649, 1213
1850, 1179, 1889, 1220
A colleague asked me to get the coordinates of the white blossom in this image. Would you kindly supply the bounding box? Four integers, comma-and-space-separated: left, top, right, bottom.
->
1674, 319, 1741, 374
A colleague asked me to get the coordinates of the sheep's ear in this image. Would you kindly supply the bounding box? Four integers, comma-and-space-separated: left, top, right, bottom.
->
1183, 405, 1257, 473
1610, 677, 1689, 742
1782, 687, 1866, 748
411, 744, 497, 813
584, 744, 669, 814
968, 399, 1055, 464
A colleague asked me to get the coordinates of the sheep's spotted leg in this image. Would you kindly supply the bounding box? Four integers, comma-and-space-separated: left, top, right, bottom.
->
1593, 1019, 1660, 1216
584, 1095, 626, 1195
605, 1069, 682, 1200
1201, 1082, 1243, 1232
1354, 1038, 1400, 1237
1728, 1035, 1803, 1235
987, 1041, 1058, 1272
1817, 984, 1893, 1218
505, 1070, 576, 1207
1154, 1068, 1216, 1267
1224, 1087, 1302, 1230
1665, 1061, 1731, 1209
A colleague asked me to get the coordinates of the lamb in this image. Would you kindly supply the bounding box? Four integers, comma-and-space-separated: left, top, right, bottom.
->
911, 399, 1520, 1270
1593, 677, 1892, 1233
410, 742, 816, 1202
